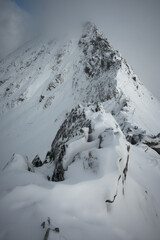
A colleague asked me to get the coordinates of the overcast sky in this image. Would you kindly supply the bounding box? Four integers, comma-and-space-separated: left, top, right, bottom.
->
0, 0, 160, 99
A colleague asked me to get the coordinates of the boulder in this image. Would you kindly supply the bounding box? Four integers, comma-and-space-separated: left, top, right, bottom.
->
32, 154, 43, 167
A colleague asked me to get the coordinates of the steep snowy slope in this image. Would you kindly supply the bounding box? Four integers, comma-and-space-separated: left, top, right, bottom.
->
0, 22, 160, 240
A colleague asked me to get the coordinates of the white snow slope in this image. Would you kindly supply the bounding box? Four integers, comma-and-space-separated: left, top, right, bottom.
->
0, 22, 160, 240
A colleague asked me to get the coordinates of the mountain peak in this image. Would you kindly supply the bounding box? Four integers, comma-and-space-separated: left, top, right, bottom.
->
81, 21, 111, 49
82, 21, 98, 33
0, 21, 159, 138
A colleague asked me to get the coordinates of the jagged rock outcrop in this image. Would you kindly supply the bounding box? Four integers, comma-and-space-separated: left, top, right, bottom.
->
73, 22, 121, 103
32, 154, 43, 167
143, 134, 160, 155
50, 105, 92, 181
48, 103, 160, 182
46, 103, 131, 183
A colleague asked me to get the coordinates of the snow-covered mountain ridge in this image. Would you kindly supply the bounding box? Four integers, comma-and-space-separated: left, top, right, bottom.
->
0, 22, 160, 240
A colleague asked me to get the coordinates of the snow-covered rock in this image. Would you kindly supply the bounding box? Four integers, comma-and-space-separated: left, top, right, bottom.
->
0, 22, 160, 240
46, 104, 129, 184
32, 154, 43, 167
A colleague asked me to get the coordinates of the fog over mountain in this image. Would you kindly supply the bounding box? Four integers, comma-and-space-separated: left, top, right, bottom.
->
0, 0, 160, 98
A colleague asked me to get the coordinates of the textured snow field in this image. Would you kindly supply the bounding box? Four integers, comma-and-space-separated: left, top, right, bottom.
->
0, 145, 160, 240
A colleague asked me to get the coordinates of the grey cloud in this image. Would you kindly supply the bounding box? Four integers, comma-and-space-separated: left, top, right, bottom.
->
0, 0, 32, 59
0, 0, 160, 99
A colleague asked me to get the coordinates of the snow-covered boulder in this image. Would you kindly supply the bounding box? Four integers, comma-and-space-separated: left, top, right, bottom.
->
32, 154, 43, 167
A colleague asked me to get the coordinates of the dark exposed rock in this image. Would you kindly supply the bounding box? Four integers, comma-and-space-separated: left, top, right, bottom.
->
0, 78, 10, 86
47, 217, 50, 225
54, 228, 60, 233
44, 151, 53, 163
84, 66, 91, 76
79, 25, 119, 78
157, 133, 160, 138
39, 95, 45, 103
47, 82, 56, 91
143, 137, 160, 155
44, 228, 50, 240
32, 154, 43, 167
105, 174, 122, 204
43, 96, 55, 109
98, 135, 103, 149
74, 22, 121, 104
126, 129, 146, 145
123, 155, 129, 182
47, 106, 92, 182
47, 176, 50, 181
152, 147, 160, 155
106, 193, 117, 204
18, 96, 25, 102
52, 162, 64, 182
127, 145, 130, 152
41, 222, 45, 229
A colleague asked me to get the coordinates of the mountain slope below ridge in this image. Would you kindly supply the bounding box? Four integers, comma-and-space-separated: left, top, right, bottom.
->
0, 22, 160, 240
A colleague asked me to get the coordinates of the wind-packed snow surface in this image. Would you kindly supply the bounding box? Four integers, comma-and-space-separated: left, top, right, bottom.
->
0, 22, 160, 240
